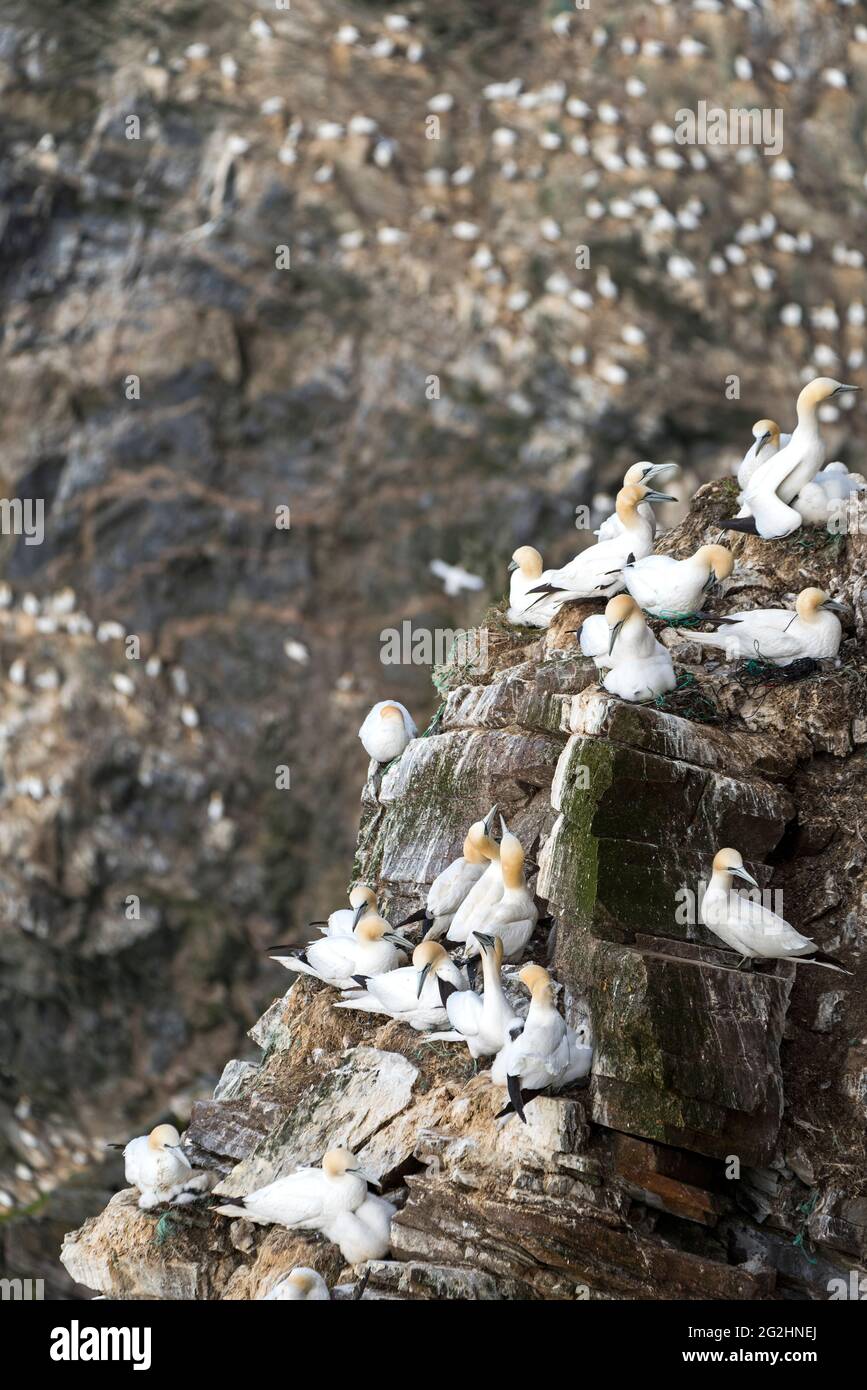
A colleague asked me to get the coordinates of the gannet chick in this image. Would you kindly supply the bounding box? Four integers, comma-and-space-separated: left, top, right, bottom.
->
316, 884, 378, 939
335, 940, 467, 1030
261, 1267, 331, 1301
491, 966, 593, 1122
358, 700, 417, 763
462, 827, 538, 962
429, 558, 485, 597
793, 462, 866, 527
700, 850, 850, 971
598, 596, 676, 701
683, 587, 845, 665
506, 546, 548, 626
595, 462, 680, 540
424, 933, 519, 1060
214, 1148, 396, 1264
525, 484, 676, 615
623, 544, 734, 617
269, 913, 408, 989
737, 420, 790, 488
396, 817, 490, 938
446, 813, 504, 945
727, 379, 860, 537
107, 1124, 209, 1210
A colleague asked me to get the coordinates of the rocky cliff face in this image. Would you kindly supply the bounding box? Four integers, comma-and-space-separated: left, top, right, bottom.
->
61, 487, 867, 1299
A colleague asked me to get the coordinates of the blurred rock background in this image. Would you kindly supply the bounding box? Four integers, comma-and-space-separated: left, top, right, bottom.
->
0, 0, 864, 1293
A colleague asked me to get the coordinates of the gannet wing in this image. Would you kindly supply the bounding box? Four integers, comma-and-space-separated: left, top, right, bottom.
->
730, 893, 815, 954
446, 989, 483, 1037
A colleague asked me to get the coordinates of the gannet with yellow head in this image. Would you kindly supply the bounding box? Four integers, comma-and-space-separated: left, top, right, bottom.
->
507, 546, 549, 625
358, 700, 417, 763
396, 812, 492, 937
595, 461, 680, 541
737, 419, 790, 489
683, 586, 846, 664
268, 910, 410, 989
334, 937, 468, 1028
447, 807, 506, 944
262, 1266, 331, 1301
315, 883, 378, 939
424, 933, 520, 1061
462, 825, 539, 962
106, 1123, 212, 1210
491, 965, 593, 1122
623, 543, 734, 618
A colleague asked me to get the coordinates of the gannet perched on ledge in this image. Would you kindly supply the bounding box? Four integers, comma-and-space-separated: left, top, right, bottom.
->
491, 965, 593, 1122
396, 811, 493, 937
700, 849, 850, 971
261, 1267, 331, 1301
507, 546, 548, 626
446, 815, 504, 945
526, 483, 676, 613
268, 912, 408, 988
623, 544, 733, 618
424, 932, 519, 1060
683, 587, 845, 665
315, 884, 377, 939
595, 461, 680, 540
335, 940, 467, 1030
588, 595, 676, 701
107, 1125, 211, 1210
214, 1148, 396, 1264
736, 420, 790, 489
462, 825, 538, 962
726, 378, 859, 538
358, 700, 417, 763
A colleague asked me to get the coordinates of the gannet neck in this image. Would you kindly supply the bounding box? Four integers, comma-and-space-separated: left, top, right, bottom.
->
513, 545, 543, 580
614, 484, 643, 530
500, 835, 525, 891
462, 821, 488, 864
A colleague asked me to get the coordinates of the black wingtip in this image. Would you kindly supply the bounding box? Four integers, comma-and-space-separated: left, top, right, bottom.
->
507, 1072, 527, 1124
352, 974, 370, 988
810, 951, 852, 974
722, 517, 759, 535
438, 977, 458, 1008
396, 908, 430, 927
106, 1143, 126, 1150
465, 957, 481, 989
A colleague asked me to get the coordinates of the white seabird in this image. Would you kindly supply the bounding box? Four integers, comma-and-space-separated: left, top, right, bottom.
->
506, 546, 548, 626
214, 1148, 396, 1264
358, 701, 417, 763
683, 587, 845, 665
592, 595, 676, 701
595, 461, 680, 540
525, 483, 677, 616
107, 1124, 211, 1210
446, 817, 504, 945
792, 461, 867, 527
736, 419, 791, 488
429, 558, 485, 596
491, 965, 593, 1122
335, 940, 468, 1030
314, 884, 378, 938
623, 544, 734, 618
424, 932, 519, 1060
261, 1267, 331, 1301
726, 378, 860, 538
395, 814, 492, 938
269, 912, 409, 989
462, 826, 538, 962
700, 849, 850, 971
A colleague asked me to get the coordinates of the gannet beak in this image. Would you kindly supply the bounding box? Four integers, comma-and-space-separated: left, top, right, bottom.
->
833, 384, 860, 395
822, 599, 848, 614
644, 490, 677, 503
499, 814, 508, 838
608, 620, 625, 655
416, 963, 433, 998
483, 804, 499, 836
472, 932, 494, 953
730, 865, 759, 889
642, 463, 679, 481
386, 932, 413, 949
351, 901, 367, 930
756, 430, 772, 451
507, 559, 519, 572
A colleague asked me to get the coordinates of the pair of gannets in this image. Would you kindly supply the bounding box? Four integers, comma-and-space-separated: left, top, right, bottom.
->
509, 481, 676, 625
336, 940, 468, 1030
448, 822, 538, 962
727, 378, 859, 538
580, 596, 676, 701
358, 700, 417, 763
214, 1148, 396, 1265
491, 966, 593, 1122
269, 912, 410, 988
623, 544, 733, 618
683, 587, 845, 665
736, 420, 791, 488
107, 1124, 213, 1210
702, 849, 849, 971
425, 932, 520, 1061
595, 461, 680, 540
396, 808, 496, 939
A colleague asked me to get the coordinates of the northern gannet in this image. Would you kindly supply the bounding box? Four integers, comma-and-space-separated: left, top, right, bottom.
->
506, 546, 548, 626
269, 913, 408, 989
424, 933, 519, 1060
214, 1148, 396, 1264
700, 849, 850, 971
623, 544, 734, 618
261, 1267, 331, 1301
396, 816, 490, 938
335, 940, 467, 1030
579, 592, 664, 670
526, 483, 676, 613
107, 1125, 210, 1210
683, 587, 845, 665
358, 701, 417, 763
736, 420, 790, 488
462, 826, 538, 962
595, 462, 680, 540
590, 595, 677, 701
315, 884, 377, 939
446, 817, 504, 945
491, 966, 593, 1122
429, 558, 485, 596
727, 378, 860, 537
